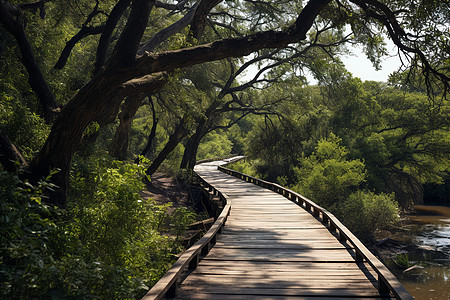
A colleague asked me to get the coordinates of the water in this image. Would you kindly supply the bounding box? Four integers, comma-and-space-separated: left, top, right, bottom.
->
389, 206, 450, 299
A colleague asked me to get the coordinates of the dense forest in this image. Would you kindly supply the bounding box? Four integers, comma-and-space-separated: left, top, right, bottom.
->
0, 0, 448, 298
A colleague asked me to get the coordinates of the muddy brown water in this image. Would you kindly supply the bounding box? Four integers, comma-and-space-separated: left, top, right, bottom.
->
387, 206, 449, 299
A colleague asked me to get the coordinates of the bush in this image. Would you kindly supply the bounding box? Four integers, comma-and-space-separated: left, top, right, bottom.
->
291, 134, 366, 207
197, 131, 233, 160
226, 159, 259, 178
0, 171, 61, 298
338, 190, 399, 240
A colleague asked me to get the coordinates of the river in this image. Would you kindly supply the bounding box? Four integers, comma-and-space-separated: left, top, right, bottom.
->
384, 206, 450, 299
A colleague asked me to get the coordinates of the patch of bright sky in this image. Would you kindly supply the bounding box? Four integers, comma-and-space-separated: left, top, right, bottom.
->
238, 39, 404, 85
340, 39, 403, 83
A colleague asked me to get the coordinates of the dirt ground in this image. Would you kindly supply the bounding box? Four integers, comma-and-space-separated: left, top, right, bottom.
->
139, 172, 191, 208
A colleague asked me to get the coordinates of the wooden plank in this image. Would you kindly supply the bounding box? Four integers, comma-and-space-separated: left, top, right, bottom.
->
179, 286, 382, 297
213, 243, 352, 250
189, 270, 376, 279
176, 294, 392, 300
185, 273, 376, 280
196, 260, 371, 268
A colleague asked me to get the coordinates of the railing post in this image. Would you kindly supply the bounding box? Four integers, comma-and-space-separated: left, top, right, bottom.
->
329, 221, 336, 232
322, 214, 329, 226
355, 249, 364, 262
189, 254, 199, 270
201, 242, 211, 256
305, 202, 311, 211
166, 279, 178, 298
313, 207, 320, 218
339, 230, 347, 242
378, 275, 391, 296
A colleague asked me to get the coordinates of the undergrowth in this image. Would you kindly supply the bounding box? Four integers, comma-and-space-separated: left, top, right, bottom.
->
0, 157, 196, 299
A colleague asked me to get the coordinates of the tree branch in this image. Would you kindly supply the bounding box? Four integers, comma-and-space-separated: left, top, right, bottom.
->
0, 0, 58, 122
94, 0, 132, 73
138, 1, 199, 54
350, 0, 449, 96
54, 24, 104, 69
190, 0, 222, 39
138, 0, 223, 54
133, 0, 331, 80
18, 0, 48, 19
110, 0, 155, 66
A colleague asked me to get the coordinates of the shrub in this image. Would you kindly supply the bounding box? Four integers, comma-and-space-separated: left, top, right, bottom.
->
338, 190, 399, 240
291, 134, 366, 207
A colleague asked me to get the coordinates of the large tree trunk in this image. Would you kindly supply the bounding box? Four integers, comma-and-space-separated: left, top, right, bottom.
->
111, 95, 144, 160
145, 120, 188, 176
28, 70, 166, 207
180, 120, 205, 170
27, 70, 127, 207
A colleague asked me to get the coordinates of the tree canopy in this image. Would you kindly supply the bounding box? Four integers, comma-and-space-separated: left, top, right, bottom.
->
0, 0, 448, 207
1, 1, 449, 297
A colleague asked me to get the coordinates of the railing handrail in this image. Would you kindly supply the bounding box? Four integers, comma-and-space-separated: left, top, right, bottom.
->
141, 172, 231, 300
195, 154, 241, 165
218, 165, 413, 300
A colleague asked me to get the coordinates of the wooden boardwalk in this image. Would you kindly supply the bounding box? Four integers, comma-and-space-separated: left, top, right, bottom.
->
174, 160, 390, 299
143, 158, 411, 299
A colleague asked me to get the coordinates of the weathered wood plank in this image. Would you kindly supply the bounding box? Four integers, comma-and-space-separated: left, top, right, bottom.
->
213, 241, 352, 249
176, 294, 392, 300
178, 286, 383, 297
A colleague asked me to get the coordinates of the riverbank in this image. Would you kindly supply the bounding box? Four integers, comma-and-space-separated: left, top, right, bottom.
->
372, 205, 450, 299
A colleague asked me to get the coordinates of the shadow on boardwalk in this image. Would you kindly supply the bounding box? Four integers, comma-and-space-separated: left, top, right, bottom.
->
173, 162, 386, 299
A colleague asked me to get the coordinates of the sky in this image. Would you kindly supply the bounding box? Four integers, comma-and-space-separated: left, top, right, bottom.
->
340, 41, 403, 83
239, 39, 404, 85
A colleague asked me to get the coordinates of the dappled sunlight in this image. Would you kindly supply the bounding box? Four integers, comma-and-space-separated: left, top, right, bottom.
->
175, 159, 383, 298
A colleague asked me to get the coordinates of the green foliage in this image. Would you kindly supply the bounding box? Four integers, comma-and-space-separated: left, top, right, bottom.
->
0, 157, 196, 299
291, 134, 366, 208
0, 95, 49, 161
394, 253, 412, 269
338, 190, 399, 240
197, 131, 233, 160
243, 72, 449, 208
0, 171, 61, 298
226, 159, 259, 178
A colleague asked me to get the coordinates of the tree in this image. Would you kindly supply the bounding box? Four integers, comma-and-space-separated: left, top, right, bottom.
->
1, 0, 448, 207
244, 67, 449, 208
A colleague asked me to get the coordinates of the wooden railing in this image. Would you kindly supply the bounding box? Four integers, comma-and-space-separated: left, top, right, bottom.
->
218, 165, 413, 300
141, 173, 231, 300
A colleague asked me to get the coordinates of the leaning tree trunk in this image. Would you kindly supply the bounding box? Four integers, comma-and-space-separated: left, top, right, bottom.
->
111, 95, 144, 160
145, 120, 188, 176
27, 70, 166, 207
27, 70, 128, 207
180, 120, 205, 170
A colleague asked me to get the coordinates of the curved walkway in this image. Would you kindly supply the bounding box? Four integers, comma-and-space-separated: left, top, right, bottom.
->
172, 159, 391, 299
